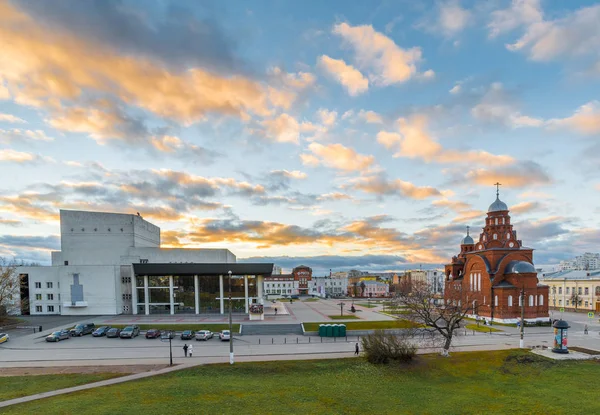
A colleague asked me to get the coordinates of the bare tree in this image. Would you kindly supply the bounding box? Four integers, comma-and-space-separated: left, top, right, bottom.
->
569, 292, 582, 311
394, 280, 470, 356
0, 258, 20, 321
360, 281, 366, 297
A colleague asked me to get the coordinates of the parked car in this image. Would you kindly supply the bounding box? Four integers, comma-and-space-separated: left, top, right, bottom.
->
119, 325, 140, 339
180, 330, 195, 340
160, 330, 174, 340
70, 323, 95, 337
195, 330, 213, 341
106, 328, 121, 338
145, 329, 161, 339
46, 330, 70, 342
291, 295, 299, 299
219, 330, 231, 341
92, 326, 111, 337
0, 333, 9, 344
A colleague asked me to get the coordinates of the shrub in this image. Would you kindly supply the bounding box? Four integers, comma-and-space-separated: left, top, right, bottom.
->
360, 330, 417, 364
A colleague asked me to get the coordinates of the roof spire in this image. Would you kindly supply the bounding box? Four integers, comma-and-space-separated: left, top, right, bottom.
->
466, 225, 470, 236
494, 182, 501, 198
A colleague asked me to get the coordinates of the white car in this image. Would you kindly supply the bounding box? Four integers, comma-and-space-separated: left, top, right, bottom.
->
195, 330, 213, 341
0, 333, 8, 344
219, 330, 231, 341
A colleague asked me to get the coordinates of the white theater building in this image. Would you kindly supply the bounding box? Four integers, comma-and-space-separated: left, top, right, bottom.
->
17, 210, 272, 316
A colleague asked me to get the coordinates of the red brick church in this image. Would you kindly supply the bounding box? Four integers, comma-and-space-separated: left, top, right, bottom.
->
444, 187, 549, 323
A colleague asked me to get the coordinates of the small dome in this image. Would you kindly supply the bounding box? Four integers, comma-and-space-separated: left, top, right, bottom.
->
488, 196, 508, 212
461, 235, 474, 245
504, 260, 536, 274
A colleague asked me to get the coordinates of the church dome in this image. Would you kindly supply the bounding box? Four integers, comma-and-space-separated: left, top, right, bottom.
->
488, 196, 508, 212
461, 235, 474, 245
504, 260, 536, 274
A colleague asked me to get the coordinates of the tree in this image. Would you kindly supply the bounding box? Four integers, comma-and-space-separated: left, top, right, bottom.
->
570, 292, 582, 311
0, 258, 20, 322
394, 280, 470, 357
360, 281, 366, 297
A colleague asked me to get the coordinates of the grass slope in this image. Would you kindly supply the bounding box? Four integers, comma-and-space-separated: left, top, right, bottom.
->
465, 323, 503, 333
5, 350, 599, 414
0, 373, 122, 402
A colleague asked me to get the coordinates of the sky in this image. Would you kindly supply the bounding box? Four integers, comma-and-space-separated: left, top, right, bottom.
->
0, 0, 599, 275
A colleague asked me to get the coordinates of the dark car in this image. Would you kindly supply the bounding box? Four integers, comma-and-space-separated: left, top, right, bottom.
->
291, 295, 299, 299
106, 328, 121, 338
180, 330, 195, 340
119, 325, 140, 339
46, 329, 70, 342
145, 329, 161, 339
92, 326, 111, 337
70, 323, 95, 337
160, 330, 174, 340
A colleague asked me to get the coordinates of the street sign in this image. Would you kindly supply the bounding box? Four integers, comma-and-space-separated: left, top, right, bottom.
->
559, 308, 565, 312
588, 312, 594, 318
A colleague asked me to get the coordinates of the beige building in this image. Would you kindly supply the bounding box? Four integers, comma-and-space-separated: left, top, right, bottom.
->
539, 270, 600, 312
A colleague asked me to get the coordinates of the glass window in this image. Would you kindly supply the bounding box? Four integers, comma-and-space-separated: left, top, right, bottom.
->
35, 305, 42, 312
558, 287, 562, 294
578, 287, 582, 295
47, 294, 54, 300
35, 282, 41, 289
35, 294, 42, 300
585, 287, 589, 295
47, 282, 53, 289
566, 287, 570, 294
47, 305, 54, 312
508, 295, 513, 307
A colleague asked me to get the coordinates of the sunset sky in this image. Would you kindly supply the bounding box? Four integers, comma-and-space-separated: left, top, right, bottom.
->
0, 0, 599, 274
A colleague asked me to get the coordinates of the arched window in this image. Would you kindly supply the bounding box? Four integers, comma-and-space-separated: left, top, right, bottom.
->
528, 295, 534, 307
519, 295, 522, 307
508, 295, 513, 307
470, 274, 473, 291
494, 295, 498, 306
493, 233, 498, 240
502, 217, 505, 224
539, 295, 544, 306
495, 218, 498, 225
478, 273, 481, 292
506, 232, 511, 240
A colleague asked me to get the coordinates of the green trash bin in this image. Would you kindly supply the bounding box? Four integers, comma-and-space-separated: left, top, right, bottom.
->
326, 324, 334, 337
332, 324, 340, 337
319, 324, 326, 337
339, 324, 346, 337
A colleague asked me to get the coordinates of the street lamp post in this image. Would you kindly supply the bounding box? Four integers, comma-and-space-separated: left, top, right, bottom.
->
228, 270, 234, 365
520, 287, 525, 349
160, 335, 173, 366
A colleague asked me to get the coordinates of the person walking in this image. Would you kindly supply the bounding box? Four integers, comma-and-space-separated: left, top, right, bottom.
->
584, 325, 588, 335
188, 343, 193, 357
355, 342, 359, 355
274, 307, 278, 316
183, 343, 188, 357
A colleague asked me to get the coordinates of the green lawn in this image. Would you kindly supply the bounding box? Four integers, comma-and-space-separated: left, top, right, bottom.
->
328, 315, 360, 320
102, 324, 240, 332
0, 373, 122, 402
355, 303, 378, 308
465, 323, 503, 333
6, 350, 600, 414
303, 319, 416, 331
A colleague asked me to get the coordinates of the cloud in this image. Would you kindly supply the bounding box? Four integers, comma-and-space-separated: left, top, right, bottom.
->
270, 170, 307, 180
0, 128, 53, 144
461, 161, 552, 188
377, 115, 514, 165
318, 55, 369, 96
0, 113, 25, 123
510, 201, 542, 214
357, 110, 383, 124
490, 1, 600, 64
300, 142, 375, 172
268, 66, 316, 91
317, 109, 338, 127
0, 149, 53, 164
438, 0, 472, 36
0, 234, 60, 251
332, 22, 422, 86
449, 84, 461, 94
546, 101, 600, 135
488, 0, 543, 38
258, 113, 300, 144
349, 175, 442, 199
0, 1, 292, 125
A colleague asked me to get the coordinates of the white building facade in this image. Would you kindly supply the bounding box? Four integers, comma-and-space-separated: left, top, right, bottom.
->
309, 276, 348, 298
17, 210, 271, 316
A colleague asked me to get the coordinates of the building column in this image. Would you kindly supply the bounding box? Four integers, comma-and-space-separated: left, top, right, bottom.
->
244, 275, 249, 313
143, 275, 149, 315
219, 275, 224, 315
194, 275, 199, 315
257, 275, 264, 304
169, 275, 174, 315
132, 276, 138, 315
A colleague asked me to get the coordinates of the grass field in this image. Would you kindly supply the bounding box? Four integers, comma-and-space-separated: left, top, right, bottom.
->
328, 315, 360, 320
303, 319, 416, 331
5, 350, 600, 414
0, 373, 122, 402
465, 323, 503, 333
355, 303, 377, 308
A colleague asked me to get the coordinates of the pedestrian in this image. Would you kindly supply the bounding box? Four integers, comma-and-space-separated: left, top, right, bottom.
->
355, 342, 359, 355
274, 307, 278, 316
183, 343, 188, 357
188, 343, 193, 357
584, 325, 588, 335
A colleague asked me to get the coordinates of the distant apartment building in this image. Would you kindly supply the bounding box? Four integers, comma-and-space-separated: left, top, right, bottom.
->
310, 277, 348, 298
263, 265, 312, 297
362, 280, 389, 297
272, 265, 283, 275
539, 270, 600, 312
559, 253, 600, 271
398, 269, 444, 295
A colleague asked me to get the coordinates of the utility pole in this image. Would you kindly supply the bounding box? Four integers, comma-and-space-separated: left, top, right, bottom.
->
520, 287, 525, 349
228, 270, 234, 364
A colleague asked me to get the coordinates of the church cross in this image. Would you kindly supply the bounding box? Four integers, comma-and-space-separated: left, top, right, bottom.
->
466, 225, 470, 236
494, 182, 502, 197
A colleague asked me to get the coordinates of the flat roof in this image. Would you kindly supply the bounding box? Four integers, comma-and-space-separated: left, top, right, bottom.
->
132, 262, 274, 276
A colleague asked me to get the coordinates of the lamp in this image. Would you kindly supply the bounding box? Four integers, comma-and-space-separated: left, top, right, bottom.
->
228, 270, 234, 364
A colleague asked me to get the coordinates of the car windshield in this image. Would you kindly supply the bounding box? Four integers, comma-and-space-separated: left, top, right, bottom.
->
223, 331, 230, 334
123, 327, 132, 331
51, 331, 61, 335
96, 326, 106, 330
